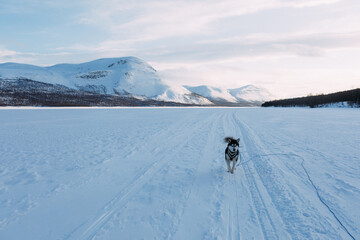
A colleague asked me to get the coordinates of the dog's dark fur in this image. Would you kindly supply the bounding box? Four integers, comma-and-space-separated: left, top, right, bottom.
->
224, 137, 240, 174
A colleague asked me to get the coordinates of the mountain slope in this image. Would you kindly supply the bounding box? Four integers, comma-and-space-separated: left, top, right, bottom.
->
47, 57, 166, 97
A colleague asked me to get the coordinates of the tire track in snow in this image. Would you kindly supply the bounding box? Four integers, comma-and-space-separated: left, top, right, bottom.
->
65, 114, 217, 240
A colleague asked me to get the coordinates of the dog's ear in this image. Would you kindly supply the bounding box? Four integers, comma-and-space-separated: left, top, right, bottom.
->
236, 138, 240, 143
224, 137, 232, 143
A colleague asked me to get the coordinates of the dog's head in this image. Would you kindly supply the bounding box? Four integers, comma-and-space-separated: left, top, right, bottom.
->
225, 137, 240, 152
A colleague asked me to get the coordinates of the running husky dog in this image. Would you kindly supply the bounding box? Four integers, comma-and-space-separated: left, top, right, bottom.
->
224, 137, 240, 174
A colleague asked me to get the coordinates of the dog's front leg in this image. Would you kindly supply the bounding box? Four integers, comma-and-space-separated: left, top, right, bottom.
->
233, 157, 238, 171
226, 159, 231, 172
231, 159, 237, 174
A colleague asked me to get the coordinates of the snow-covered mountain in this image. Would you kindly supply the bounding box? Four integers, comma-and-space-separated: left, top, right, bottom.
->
229, 85, 274, 103
0, 57, 272, 106
0, 57, 211, 105
184, 84, 273, 105
184, 85, 237, 103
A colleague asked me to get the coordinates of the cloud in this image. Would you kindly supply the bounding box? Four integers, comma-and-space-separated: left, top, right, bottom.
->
0, 47, 76, 66
144, 31, 360, 64
0, 47, 37, 63
1, 0, 359, 98
291, 0, 341, 8
0, 48, 17, 58
73, 0, 344, 41
54, 0, 356, 65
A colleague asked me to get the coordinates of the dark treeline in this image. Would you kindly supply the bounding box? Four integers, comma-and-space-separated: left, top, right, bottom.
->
262, 88, 360, 108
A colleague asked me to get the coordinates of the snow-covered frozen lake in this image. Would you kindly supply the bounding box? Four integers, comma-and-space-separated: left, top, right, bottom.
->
0, 107, 359, 239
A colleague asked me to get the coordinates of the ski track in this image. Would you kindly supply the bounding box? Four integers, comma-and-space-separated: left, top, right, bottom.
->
300, 159, 356, 240
231, 112, 283, 240
261, 126, 357, 239
233, 112, 356, 239
96, 113, 223, 240
222, 113, 243, 240
170, 113, 224, 240
65, 112, 219, 240
1, 108, 359, 240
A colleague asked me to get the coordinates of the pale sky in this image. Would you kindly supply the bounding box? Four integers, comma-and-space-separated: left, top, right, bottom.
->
1, 0, 360, 98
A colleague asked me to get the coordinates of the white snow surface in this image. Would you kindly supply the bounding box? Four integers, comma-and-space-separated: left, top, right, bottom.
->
0, 108, 359, 239
317, 101, 359, 108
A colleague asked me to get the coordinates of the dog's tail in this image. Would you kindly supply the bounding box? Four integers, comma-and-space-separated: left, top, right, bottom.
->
224, 137, 234, 143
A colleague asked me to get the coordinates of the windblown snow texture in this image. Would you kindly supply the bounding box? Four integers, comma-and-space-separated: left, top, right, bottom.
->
0, 108, 359, 239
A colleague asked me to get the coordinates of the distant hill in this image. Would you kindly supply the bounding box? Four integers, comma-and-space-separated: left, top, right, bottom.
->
262, 88, 360, 108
